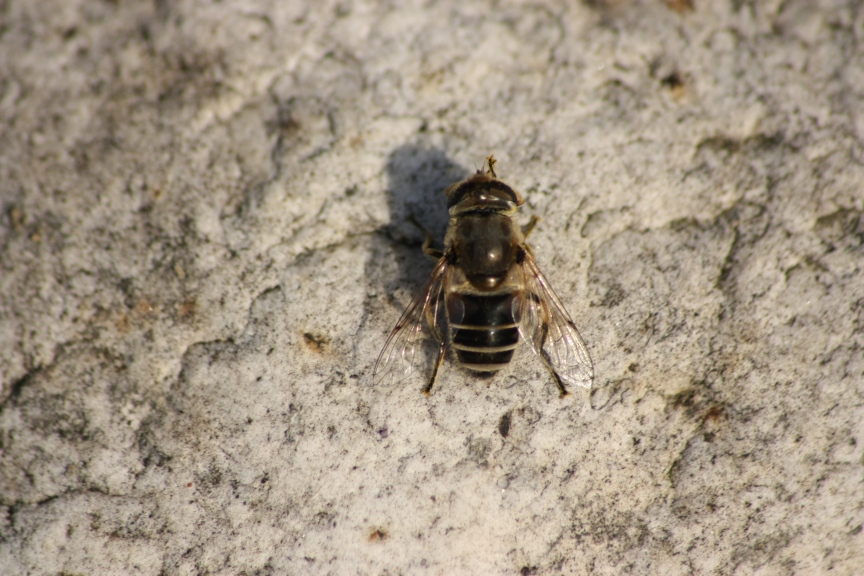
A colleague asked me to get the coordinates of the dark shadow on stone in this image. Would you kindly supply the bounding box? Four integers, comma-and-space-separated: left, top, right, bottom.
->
362, 145, 469, 389
383, 145, 469, 247
371, 144, 470, 295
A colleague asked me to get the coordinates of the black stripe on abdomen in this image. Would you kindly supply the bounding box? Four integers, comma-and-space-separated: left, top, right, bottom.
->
449, 293, 519, 372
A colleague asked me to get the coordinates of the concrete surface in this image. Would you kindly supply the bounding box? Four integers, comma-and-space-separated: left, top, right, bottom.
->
1, 0, 862, 574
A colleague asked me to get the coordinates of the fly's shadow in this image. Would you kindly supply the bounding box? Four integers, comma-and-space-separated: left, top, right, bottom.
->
372, 145, 469, 296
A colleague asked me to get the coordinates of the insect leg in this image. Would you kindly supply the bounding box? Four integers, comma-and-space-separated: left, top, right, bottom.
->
408, 214, 444, 259
522, 215, 540, 239
422, 344, 446, 395
545, 361, 571, 398
536, 322, 571, 398
422, 234, 444, 259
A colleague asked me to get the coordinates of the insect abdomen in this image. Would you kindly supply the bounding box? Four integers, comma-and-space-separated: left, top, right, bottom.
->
449, 292, 519, 372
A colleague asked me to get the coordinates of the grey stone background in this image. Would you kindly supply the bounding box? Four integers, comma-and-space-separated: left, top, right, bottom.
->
1, 0, 862, 574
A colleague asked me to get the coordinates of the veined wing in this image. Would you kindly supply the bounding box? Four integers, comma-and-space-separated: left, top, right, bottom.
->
373, 258, 449, 388
516, 251, 594, 392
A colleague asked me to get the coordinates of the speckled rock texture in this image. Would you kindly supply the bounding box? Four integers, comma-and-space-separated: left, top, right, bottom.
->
1, 1, 862, 574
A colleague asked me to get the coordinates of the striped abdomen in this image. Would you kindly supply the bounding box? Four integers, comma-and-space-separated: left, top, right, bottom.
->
448, 292, 520, 372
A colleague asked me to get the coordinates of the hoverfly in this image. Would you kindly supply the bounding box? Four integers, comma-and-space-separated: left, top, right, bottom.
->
373, 155, 593, 397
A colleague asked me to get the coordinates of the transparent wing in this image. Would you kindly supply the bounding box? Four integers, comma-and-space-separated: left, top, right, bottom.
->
373, 259, 449, 388
516, 252, 594, 391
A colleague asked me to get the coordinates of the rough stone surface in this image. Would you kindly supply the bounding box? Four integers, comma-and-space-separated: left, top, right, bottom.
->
1, 1, 863, 574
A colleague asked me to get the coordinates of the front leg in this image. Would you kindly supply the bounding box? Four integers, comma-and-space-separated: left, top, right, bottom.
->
422, 234, 443, 259
408, 214, 444, 259
522, 215, 540, 239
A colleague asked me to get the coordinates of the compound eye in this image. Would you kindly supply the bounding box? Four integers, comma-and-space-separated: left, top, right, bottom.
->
486, 183, 522, 205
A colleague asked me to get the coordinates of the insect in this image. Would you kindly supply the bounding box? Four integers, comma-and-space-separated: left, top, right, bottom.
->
373, 155, 594, 397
